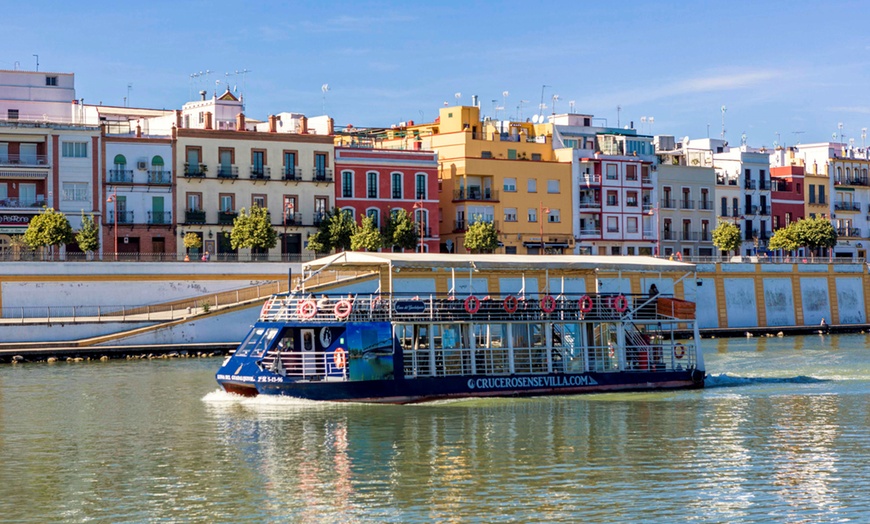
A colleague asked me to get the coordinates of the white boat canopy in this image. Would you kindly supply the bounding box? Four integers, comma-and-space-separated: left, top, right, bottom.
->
303, 252, 694, 273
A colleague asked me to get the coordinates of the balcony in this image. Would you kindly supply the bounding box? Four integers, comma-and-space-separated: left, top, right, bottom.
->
580, 174, 601, 186
250, 166, 271, 180
759, 180, 771, 190
107, 169, 134, 184
283, 167, 299, 181
217, 165, 239, 179
759, 206, 770, 215
835, 177, 869, 186
0, 153, 49, 167
108, 210, 134, 224
313, 212, 327, 226
453, 218, 498, 232
184, 163, 207, 178
452, 188, 499, 202
218, 210, 238, 225
698, 200, 713, 210
185, 209, 206, 224
642, 203, 653, 212
679, 200, 694, 210
147, 211, 172, 225
700, 231, 711, 241
662, 231, 677, 241
578, 198, 601, 210
745, 205, 759, 215
660, 199, 676, 209
837, 227, 861, 237
147, 170, 172, 184
283, 212, 299, 226
834, 201, 861, 212
681, 231, 699, 241
745, 180, 757, 190
313, 168, 333, 182
578, 228, 600, 238
642, 229, 655, 239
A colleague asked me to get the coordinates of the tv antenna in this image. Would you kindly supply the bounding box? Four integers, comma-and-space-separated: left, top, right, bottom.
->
33, 54, 39, 71
321, 84, 330, 114
518, 100, 528, 121
617, 105, 621, 127
720, 105, 727, 139
862, 128, 867, 148
454, 92, 462, 103
551, 94, 560, 115
792, 130, 804, 144
539, 84, 551, 117
126, 83, 132, 107
569, 100, 575, 113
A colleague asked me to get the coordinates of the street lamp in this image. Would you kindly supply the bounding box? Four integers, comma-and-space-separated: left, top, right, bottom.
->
413, 200, 425, 253
540, 201, 550, 255
648, 204, 659, 256
106, 189, 117, 261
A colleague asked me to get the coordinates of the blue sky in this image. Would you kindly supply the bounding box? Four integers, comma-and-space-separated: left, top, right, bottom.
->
4, 1, 870, 148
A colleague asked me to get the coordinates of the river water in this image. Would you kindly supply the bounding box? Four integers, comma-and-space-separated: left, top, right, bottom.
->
2, 333, 869, 523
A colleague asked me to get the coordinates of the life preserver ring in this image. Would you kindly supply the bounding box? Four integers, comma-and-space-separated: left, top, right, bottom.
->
464, 295, 480, 314
612, 295, 628, 313
578, 295, 593, 313
540, 295, 556, 313
503, 295, 519, 314
674, 344, 686, 359
333, 299, 353, 319
297, 300, 317, 319
333, 347, 347, 368
675, 252, 683, 262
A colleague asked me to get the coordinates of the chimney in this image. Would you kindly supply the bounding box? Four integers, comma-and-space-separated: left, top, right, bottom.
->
236, 113, 246, 131
136, 124, 142, 138
171, 124, 177, 140
199, 90, 207, 101
175, 110, 182, 128
300, 116, 308, 134
204, 111, 212, 130
327, 117, 334, 135
268, 115, 277, 133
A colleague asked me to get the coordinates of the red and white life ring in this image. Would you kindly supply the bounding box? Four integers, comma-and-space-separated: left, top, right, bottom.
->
464, 295, 481, 314
333, 299, 353, 319
578, 295, 593, 313
674, 344, 686, 359
675, 252, 683, 262
540, 295, 556, 313
297, 300, 317, 319
612, 295, 628, 313
333, 347, 347, 368
503, 295, 519, 314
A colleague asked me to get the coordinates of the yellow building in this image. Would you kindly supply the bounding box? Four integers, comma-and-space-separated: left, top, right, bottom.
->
337, 105, 573, 254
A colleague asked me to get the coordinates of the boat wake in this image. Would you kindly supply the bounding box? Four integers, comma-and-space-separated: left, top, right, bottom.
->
201, 389, 344, 409
705, 373, 829, 388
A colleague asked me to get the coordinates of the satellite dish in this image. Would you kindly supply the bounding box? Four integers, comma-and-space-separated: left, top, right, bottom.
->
682, 136, 690, 147
532, 115, 539, 124
502, 90, 509, 98
773, 141, 779, 148
833, 133, 838, 140
454, 92, 462, 100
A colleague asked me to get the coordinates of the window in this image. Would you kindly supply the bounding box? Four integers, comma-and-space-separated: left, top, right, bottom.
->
415, 174, 426, 199
547, 179, 560, 193
503, 207, 518, 222
367, 171, 378, 198
627, 217, 638, 233
531, 153, 542, 161
392, 172, 402, 199
641, 165, 650, 181
187, 193, 202, 211
785, 212, 792, 226
527, 178, 537, 192
151, 156, 164, 171
219, 194, 234, 212
45, 76, 58, 86
721, 197, 727, 216
198, 112, 204, 124
283, 195, 297, 223
732, 197, 739, 217
507, 149, 517, 160
626, 164, 638, 181
607, 216, 619, 233
606, 190, 618, 206
341, 171, 353, 198
819, 185, 826, 204
366, 208, 380, 228
283, 151, 297, 178
626, 191, 638, 207
7, 109, 19, 120
252, 150, 266, 176
315, 153, 328, 180
62, 142, 88, 158
528, 208, 537, 222
548, 209, 560, 223
606, 164, 618, 180
62, 182, 89, 201
314, 196, 329, 214
504, 178, 517, 192
481, 151, 493, 159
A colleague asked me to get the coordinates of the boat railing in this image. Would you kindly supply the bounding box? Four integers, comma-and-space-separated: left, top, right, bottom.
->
259, 292, 693, 324
264, 348, 348, 381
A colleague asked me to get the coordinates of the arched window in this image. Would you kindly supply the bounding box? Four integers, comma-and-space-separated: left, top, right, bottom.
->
111, 154, 127, 182
151, 155, 164, 170
113, 154, 127, 166
366, 208, 380, 228
341, 171, 353, 198
341, 207, 355, 219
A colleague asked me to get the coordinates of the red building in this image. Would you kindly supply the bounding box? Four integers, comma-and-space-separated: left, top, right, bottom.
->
770, 164, 805, 231
334, 147, 439, 252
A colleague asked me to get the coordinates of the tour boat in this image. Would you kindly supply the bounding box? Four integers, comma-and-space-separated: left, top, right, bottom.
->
216, 253, 705, 403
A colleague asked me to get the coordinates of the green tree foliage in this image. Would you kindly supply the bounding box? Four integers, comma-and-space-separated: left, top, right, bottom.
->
305, 208, 356, 254
711, 220, 741, 256
230, 205, 278, 251
767, 222, 800, 253
794, 216, 837, 252
183, 232, 203, 250
384, 209, 418, 251
75, 212, 100, 255
464, 219, 499, 253
351, 214, 384, 252
24, 207, 74, 259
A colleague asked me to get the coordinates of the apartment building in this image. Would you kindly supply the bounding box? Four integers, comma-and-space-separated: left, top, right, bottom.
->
334, 146, 439, 252
768, 148, 806, 244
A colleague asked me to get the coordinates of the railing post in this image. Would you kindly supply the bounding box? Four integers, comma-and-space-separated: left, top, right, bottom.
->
236, 290, 240, 303
123, 305, 126, 321
47, 306, 50, 323
147, 305, 151, 321
215, 294, 219, 309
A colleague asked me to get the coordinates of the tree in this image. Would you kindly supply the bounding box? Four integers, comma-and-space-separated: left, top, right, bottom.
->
351, 214, 384, 252
305, 208, 356, 254
75, 212, 100, 258
23, 207, 74, 260
794, 216, 837, 256
183, 232, 202, 251
767, 222, 799, 254
464, 218, 499, 253
384, 209, 418, 251
711, 220, 741, 257
230, 205, 278, 258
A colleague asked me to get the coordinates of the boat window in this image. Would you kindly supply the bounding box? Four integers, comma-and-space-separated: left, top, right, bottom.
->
235, 327, 266, 357
395, 324, 414, 351
413, 325, 430, 349
530, 324, 545, 347
513, 324, 530, 348
251, 327, 280, 358
276, 329, 295, 353
436, 324, 462, 349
